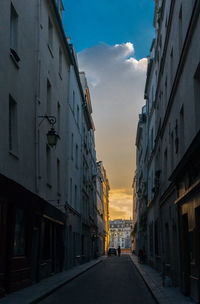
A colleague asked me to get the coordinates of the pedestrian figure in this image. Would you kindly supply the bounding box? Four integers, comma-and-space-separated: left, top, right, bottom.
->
117, 245, 121, 257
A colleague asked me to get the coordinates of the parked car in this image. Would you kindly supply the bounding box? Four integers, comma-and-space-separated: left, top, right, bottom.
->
108, 247, 117, 256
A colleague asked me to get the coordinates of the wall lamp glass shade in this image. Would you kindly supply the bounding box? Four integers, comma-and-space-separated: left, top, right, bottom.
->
47, 127, 58, 147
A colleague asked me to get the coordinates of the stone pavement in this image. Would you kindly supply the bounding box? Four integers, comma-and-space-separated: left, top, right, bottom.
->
0, 256, 106, 304
129, 253, 194, 304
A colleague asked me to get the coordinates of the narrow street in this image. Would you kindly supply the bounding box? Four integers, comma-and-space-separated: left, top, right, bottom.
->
39, 255, 156, 304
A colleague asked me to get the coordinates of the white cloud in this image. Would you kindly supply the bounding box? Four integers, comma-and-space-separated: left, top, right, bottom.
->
78, 42, 147, 219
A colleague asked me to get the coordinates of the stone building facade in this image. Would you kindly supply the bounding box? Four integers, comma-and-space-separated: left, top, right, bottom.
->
0, 0, 108, 297
135, 0, 200, 302
109, 220, 132, 250
96, 162, 110, 255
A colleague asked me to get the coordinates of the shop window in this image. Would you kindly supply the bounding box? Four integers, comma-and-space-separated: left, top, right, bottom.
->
13, 209, 26, 256
195, 207, 200, 265
194, 63, 200, 129
188, 158, 200, 188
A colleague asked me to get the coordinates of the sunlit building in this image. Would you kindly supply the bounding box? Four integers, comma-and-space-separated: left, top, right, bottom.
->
96, 162, 105, 256
109, 220, 132, 250
100, 163, 110, 254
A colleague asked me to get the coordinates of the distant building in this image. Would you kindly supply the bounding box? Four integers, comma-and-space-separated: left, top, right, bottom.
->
109, 220, 132, 249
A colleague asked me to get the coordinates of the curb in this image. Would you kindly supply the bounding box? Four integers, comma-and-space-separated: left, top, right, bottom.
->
128, 255, 159, 304
32, 259, 103, 303
0, 258, 104, 304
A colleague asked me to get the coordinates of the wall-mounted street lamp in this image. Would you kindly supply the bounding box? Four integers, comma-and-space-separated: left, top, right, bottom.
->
39, 115, 59, 147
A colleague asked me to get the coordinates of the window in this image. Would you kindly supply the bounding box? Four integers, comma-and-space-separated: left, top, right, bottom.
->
150, 128, 154, 151
77, 105, 79, 128
46, 145, 51, 185
57, 102, 60, 135
180, 106, 184, 153
179, 6, 183, 53
170, 48, 173, 87
74, 185, 77, 209
151, 86, 154, 105
47, 79, 51, 115
165, 77, 168, 105
170, 131, 174, 171
9, 95, 18, 154
48, 18, 53, 51
70, 178, 72, 205
57, 158, 60, 195
71, 133, 73, 160
10, 4, 18, 56
59, 48, 62, 77
72, 91, 75, 113
75, 144, 78, 168
175, 119, 179, 154
164, 148, 168, 176
13, 209, 25, 256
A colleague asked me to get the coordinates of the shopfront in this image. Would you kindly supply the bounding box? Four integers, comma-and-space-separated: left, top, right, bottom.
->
0, 174, 66, 297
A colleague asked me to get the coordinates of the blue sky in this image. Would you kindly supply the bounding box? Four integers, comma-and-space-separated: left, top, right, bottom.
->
62, 0, 155, 59
62, 1, 155, 218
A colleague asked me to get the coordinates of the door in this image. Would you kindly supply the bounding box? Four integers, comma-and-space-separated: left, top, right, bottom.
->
31, 215, 40, 282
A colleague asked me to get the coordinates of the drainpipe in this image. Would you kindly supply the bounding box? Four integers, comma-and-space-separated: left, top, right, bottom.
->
35, 0, 41, 193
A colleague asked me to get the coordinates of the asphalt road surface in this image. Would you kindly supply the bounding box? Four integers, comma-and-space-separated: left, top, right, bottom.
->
39, 255, 156, 304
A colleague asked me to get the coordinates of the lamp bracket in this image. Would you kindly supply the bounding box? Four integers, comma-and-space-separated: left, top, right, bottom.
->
38, 115, 56, 127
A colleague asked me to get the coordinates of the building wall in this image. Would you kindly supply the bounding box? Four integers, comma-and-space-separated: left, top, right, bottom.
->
135, 0, 200, 301
0, 0, 105, 297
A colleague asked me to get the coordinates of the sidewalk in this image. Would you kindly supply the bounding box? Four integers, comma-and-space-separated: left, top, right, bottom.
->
0, 256, 105, 304
129, 254, 194, 304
